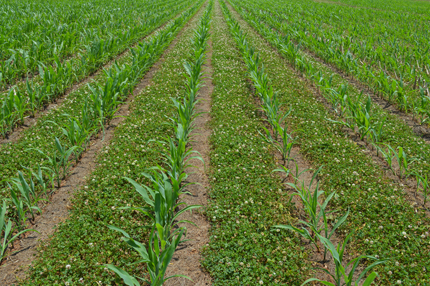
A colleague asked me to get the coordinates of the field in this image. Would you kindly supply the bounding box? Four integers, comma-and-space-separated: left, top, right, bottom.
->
1, 0, 430, 285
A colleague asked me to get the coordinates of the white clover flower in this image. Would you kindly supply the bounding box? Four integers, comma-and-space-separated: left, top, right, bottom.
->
397, 280, 402, 284
401, 231, 406, 236
66, 264, 71, 269
259, 280, 263, 285
388, 271, 392, 275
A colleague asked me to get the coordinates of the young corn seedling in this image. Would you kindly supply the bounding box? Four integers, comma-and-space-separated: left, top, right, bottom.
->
30, 138, 78, 187
24, 164, 50, 198
106, 226, 189, 286
0, 201, 37, 263
25, 80, 45, 117
382, 144, 417, 179
7, 188, 30, 231
302, 232, 388, 286
12, 88, 28, 125
8, 171, 44, 222
414, 173, 429, 206
1, 90, 18, 136
273, 167, 335, 254
123, 171, 201, 239
48, 116, 90, 162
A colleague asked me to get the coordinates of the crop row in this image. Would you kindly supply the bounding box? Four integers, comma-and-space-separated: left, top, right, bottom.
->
221, 1, 430, 284
202, 2, 310, 284
228, 0, 430, 206
0, 0, 197, 194
21, 1, 207, 284
0, 0, 192, 138
0, 0, 180, 87
233, 0, 430, 124
106, 3, 213, 284
0, 0, 202, 269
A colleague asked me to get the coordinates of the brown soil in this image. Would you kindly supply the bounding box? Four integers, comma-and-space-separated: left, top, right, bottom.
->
0, 8, 199, 284
164, 16, 214, 286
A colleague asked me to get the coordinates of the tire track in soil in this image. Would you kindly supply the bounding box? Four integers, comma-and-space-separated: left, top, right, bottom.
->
0, 4, 193, 145
164, 24, 213, 286
0, 6, 205, 284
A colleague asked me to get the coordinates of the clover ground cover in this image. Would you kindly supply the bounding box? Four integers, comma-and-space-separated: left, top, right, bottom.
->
222, 1, 430, 284
22, 2, 209, 284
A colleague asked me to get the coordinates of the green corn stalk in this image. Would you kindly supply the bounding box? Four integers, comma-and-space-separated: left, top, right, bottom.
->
106, 226, 190, 286
29, 138, 78, 187
48, 116, 90, 162
274, 167, 334, 253
1, 89, 18, 137
302, 232, 389, 286
7, 187, 29, 231
372, 144, 393, 175
8, 171, 44, 222
414, 173, 429, 206
384, 145, 417, 179
0, 201, 38, 263
27, 164, 50, 198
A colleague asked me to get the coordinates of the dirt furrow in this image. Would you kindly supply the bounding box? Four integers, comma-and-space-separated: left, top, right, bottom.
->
164, 32, 214, 286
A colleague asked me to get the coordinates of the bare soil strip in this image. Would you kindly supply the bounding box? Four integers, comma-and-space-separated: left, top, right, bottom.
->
164, 31, 214, 286
0, 7, 204, 284
0, 5, 192, 145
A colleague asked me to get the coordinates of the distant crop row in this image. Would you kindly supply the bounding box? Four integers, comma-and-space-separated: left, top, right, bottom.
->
0, 0, 184, 88
235, 0, 430, 124
0, 0, 191, 138
0, 1, 201, 271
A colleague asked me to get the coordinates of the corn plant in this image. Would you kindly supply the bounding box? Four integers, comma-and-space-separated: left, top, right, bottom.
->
261, 121, 295, 166
106, 226, 189, 286
1, 90, 18, 137
376, 144, 416, 179
26, 79, 47, 114
12, 88, 28, 125
8, 171, 44, 222
273, 167, 338, 254
302, 232, 388, 286
274, 159, 310, 185
0, 201, 37, 263
123, 171, 201, 239
26, 164, 50, 198
30, 138, 78, 187
373, 143, 395, 175
48, 116, 91, 162
414, 173, 429, 206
